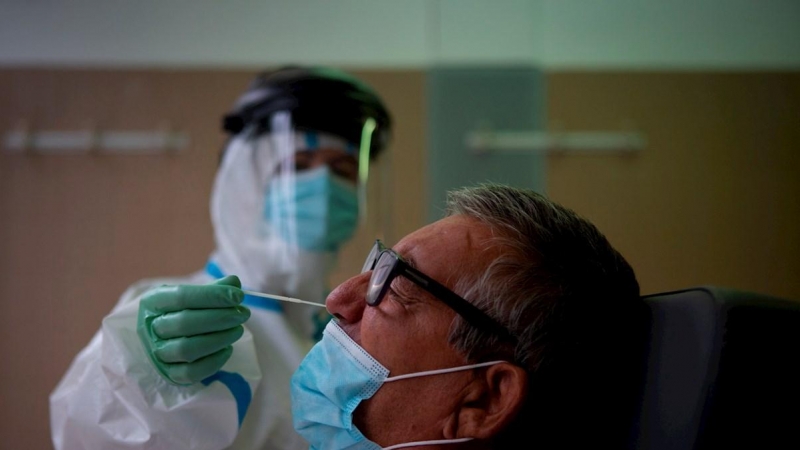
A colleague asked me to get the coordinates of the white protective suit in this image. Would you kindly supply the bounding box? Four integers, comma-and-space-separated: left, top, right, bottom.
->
49, 130, 353, 449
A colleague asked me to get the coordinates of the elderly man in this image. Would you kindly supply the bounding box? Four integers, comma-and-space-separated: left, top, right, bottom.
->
291, 183, 645, 449
83, 183, 645, 449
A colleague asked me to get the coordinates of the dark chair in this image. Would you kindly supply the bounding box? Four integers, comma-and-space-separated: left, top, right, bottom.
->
630, 286, 800, 449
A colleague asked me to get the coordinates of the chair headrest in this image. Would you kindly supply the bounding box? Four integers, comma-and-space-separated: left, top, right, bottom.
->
631, 286, 800, 449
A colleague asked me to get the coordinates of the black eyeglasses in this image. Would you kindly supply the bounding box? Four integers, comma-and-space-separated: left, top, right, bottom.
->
361, 240, 515, 342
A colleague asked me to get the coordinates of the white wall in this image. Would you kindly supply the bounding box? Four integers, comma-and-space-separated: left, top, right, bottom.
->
0, 0, 798, 69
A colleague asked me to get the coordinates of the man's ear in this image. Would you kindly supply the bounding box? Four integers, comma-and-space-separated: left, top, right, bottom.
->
446, 363, 528, 440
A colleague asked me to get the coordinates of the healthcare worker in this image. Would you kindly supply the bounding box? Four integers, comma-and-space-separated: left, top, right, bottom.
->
49, 66, 392, 450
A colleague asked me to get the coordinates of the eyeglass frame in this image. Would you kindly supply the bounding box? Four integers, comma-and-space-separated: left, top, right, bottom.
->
361, 239, 516, 342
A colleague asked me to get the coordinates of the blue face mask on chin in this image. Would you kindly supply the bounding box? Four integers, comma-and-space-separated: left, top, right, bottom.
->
290, 320, 503, 450
264, 166, 359, 253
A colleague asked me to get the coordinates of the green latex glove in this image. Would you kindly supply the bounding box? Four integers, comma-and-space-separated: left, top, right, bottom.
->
137, 275, 251, 385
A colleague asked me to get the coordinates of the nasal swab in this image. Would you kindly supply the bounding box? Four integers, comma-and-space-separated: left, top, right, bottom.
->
242, 290, 327, 308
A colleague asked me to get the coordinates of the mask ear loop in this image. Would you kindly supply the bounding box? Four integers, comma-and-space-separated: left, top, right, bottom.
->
358, 118, 377, 225
380, 361, 505, 449
383, 360, 506, 382
382, 438, 473, 450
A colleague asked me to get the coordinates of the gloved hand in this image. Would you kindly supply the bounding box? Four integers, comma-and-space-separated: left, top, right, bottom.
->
137, 275, 251, 385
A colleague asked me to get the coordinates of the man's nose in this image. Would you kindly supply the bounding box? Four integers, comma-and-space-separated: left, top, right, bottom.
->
325, 272, 369, 326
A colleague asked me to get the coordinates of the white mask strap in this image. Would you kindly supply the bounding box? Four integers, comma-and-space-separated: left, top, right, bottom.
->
381, 363, 498, 449
384, 360, 506, 383
383, 437, 473, 450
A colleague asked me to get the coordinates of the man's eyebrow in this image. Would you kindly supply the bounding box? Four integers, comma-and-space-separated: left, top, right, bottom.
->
396, 248, 420, 270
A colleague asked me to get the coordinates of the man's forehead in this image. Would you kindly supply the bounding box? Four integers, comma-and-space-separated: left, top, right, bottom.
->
395, 215, 494, 274
398, 215, 486, 244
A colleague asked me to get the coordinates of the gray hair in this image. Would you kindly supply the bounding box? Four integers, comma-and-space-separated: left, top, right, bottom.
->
444, 183, 644, 446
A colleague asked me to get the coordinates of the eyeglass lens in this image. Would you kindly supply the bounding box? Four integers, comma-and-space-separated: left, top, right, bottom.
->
367, 252, 395, 305
361, 241, 381, 274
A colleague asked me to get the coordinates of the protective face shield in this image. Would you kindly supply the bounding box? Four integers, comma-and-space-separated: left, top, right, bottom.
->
210, 116, 372, 300
261, 120, 361, 254
209, 67, 392, 310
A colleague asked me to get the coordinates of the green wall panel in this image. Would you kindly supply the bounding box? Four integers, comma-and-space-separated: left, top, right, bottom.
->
426, 66, 546, 222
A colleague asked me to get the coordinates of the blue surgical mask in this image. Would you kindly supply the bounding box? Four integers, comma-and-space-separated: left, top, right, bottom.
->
290, 320, 503, 450
264, 166, 358, 252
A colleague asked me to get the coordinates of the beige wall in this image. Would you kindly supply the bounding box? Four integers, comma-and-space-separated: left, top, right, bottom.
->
1, 68, 798, 449
546, 72, 800, 299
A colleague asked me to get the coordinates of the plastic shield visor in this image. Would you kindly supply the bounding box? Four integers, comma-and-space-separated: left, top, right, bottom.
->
263, 111, 366, 253
209, 111, 376, 296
